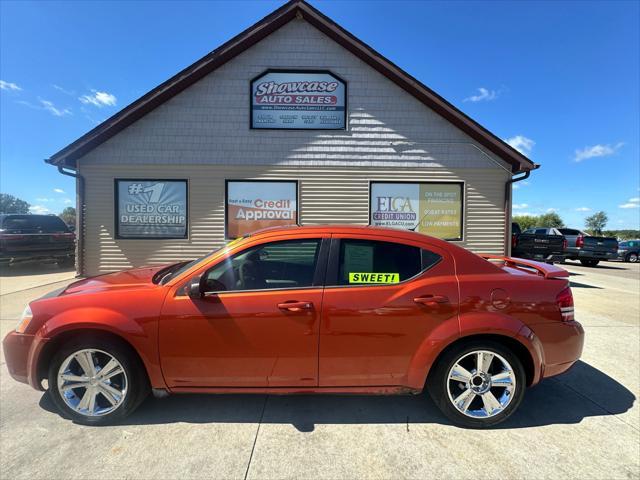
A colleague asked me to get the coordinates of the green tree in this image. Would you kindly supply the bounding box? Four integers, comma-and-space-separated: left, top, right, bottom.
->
537, 211, 565, 228
512, 215, 538, 230
59, 206, 76, 226
585, 211, 608, 235
0, 193, 30, 214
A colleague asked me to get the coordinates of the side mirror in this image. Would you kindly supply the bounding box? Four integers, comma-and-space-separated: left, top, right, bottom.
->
188, 275, 203, 299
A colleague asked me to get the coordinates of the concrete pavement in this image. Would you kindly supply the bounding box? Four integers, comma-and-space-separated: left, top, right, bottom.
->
1, 263, 638, 479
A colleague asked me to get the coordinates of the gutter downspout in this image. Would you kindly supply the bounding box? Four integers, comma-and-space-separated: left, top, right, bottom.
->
504, 167, 538, 255
56, 165, 85, 277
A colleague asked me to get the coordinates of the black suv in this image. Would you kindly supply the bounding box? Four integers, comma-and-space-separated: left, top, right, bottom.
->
0, 214, 75, 268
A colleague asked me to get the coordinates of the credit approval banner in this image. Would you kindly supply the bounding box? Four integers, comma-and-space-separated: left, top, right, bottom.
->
116, 179, 187, 238
370, 182, 463, 240
226, 181, 297, 238
251, 70, 346, 129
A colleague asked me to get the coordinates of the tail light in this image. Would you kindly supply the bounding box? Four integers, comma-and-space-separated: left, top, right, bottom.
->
511, 234, 518, 248
52, 233, 75, 239
576, 235, 584, 248
556, 286, 574, 322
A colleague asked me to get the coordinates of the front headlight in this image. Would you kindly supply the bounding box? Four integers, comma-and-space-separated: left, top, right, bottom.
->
15, 304, 33, 333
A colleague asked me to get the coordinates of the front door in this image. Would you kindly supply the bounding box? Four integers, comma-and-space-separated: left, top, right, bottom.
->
319, 235, 458, 387
159, 237, 328, 388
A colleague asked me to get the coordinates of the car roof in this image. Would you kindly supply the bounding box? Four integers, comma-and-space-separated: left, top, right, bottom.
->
243, 224, 455, 248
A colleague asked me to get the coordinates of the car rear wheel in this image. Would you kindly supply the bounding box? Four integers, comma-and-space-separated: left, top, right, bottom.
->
579, 259, 599, 267
427, 341, 526, 428
48, 337, 149, 425
626, 253, 638, 263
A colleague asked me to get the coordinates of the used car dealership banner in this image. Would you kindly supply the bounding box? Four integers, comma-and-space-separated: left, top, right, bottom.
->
116, 180, 187, 238
226, 181, 297, 238
251, 70, 346, 129
370, 182, 463, 240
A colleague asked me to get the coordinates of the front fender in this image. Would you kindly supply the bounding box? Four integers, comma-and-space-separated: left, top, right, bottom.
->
35, 307, 164, 389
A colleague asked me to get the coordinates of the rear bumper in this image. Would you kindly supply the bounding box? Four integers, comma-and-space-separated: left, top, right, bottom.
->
0, 250, 74, 262
533, 321, 585, 380
569, 250, 617, 260
2, 331, 48, 390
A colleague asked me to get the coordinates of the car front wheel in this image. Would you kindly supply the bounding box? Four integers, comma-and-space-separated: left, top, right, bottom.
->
626, 253, 638, 263
48, 337, 149, 425
428, 341, 526, 428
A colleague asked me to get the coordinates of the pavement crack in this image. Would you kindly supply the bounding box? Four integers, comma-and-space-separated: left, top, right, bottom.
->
244, 395, 268, 480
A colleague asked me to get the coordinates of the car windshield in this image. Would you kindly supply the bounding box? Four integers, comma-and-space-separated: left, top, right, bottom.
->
619, 242, 628, 247
156, 237, 247, 285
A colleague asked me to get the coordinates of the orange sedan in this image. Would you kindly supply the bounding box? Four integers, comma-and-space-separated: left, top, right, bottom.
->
3, 225, 584, 428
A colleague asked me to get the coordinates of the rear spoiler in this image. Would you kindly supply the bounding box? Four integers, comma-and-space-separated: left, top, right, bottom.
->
479, 254, 570, 279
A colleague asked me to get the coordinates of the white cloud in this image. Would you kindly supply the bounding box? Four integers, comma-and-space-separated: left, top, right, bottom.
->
79, 90, 117, 107
39, 99, 72, 117
575, 207, 591, 212
63, 198, 73, 204
53, 188, 65, 193
513, 203, 528, 209
464, 87, 498, 103
619, 197, 640, 209
35, 197, 54, 202
512, 180, 530, 190
574, 142, 624, 162
505, 135, 535, 156
546, 208, 558, 213
29, 205, 50, 214
52, 84, 75, 95
0, 80, 22, 91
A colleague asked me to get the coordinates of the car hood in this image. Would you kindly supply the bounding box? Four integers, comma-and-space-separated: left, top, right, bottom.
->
62, 264, 172, 295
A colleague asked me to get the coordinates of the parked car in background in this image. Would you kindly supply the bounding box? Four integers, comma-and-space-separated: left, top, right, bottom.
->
557, 228, 618, 267
617, 240, 639, 263
3, 225, 584, 428
511, 223, 566, 264
0, 214, 75, 268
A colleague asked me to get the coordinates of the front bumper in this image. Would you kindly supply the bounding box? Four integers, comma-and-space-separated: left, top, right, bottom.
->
2, 331, 48, 389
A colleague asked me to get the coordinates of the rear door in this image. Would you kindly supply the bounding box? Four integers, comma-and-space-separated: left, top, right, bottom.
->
319, 234, 458, 387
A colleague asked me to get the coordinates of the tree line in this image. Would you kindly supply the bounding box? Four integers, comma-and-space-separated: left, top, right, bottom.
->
513, 210, 639, 239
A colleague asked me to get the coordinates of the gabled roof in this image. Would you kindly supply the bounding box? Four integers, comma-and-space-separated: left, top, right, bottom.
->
46, 0, 537, 173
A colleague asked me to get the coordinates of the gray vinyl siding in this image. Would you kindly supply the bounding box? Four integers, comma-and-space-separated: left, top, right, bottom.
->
79, 164, 508, 275
73, 18, 512, 275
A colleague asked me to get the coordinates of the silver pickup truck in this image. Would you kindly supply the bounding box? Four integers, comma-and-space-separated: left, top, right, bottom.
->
556, 228, 618, 267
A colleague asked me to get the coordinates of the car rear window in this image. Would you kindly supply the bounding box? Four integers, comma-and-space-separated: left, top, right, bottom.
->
334, 239, 441, 286
558, 229, 580, 236
1, 215, 69, 233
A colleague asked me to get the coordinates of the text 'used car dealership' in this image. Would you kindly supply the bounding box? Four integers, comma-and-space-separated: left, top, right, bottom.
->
46, 0, 537, 276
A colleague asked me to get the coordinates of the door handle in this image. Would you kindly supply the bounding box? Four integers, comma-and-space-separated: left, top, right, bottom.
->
277, 301, 314, 312
414, 295, 449, 306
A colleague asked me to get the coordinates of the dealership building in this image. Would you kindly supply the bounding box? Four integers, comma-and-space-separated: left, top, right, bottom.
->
47, 0, 537, 277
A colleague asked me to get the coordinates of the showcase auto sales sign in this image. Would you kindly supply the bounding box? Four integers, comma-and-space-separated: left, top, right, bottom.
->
251, 70, 346, 129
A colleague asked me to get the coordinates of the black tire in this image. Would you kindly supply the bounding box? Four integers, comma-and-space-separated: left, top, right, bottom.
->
427, 340, 526, 428
579, 259, 599, 267
47, 336, 149, 426
626, 253, 638, 263
57, 256, 75, 268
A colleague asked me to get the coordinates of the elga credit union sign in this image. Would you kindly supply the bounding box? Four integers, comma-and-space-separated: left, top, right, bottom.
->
226, 180, 298, 238
370, 182, 463, 241
115, 179, 188, 239
251, 70, 346, 129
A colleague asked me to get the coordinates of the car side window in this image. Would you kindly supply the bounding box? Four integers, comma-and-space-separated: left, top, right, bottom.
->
535, 228, 547, 234
203, 239, 320, 292
334, 239, 440, 286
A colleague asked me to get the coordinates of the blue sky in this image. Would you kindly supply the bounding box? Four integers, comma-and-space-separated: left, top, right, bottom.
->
1, 0, 638, 229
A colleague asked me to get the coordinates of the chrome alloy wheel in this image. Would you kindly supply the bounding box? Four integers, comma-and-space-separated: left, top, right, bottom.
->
446, 350, 516, 418
57, 349, 128, 417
